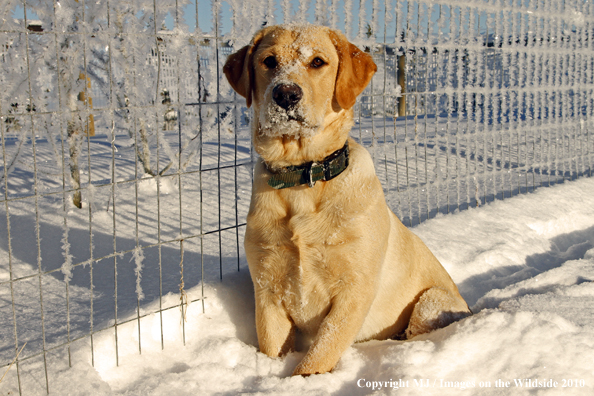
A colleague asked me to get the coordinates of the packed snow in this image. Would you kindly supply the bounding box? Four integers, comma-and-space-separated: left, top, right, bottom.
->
2, 175, 593, 395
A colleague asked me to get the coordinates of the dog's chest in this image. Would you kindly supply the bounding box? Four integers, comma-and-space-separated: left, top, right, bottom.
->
282, 214, 335, 330
256, 191, 346, 331
280, 255, 332, 332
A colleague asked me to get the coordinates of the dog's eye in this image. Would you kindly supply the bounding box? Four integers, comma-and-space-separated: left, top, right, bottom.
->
310, 57, 325, 68
263, 56, 277, 69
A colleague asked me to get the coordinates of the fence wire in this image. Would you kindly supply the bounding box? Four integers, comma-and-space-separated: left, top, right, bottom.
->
1, 0, 593, 394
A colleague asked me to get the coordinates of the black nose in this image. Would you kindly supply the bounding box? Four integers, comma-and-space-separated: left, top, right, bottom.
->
272, 84, 303, 110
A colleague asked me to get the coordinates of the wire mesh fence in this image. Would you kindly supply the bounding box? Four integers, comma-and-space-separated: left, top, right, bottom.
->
1, 0, 593, 394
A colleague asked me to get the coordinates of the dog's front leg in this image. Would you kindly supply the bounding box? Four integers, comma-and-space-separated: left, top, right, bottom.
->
292, 291, 372, 376
255, 290, 295, 357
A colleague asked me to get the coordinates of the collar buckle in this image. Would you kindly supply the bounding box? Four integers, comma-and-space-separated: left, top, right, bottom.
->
306, 162, 317, 188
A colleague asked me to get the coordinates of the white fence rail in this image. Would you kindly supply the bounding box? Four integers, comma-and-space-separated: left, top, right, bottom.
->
1, 0, 593, 394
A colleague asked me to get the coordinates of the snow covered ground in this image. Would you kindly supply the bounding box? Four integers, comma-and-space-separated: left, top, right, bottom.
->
2, 170, 594, 395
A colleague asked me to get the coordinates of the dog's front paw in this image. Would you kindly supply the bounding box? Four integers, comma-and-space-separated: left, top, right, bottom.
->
292, 360, 331, 376
292, 364, 316, 377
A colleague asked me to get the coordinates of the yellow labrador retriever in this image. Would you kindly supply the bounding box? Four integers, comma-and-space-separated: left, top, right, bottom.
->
224, 24, 471, 376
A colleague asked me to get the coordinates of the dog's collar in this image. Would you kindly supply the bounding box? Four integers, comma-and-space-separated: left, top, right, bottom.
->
266, 142, 350, 189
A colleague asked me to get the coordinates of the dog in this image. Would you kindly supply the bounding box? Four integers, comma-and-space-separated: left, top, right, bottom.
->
223, 24, 471, 376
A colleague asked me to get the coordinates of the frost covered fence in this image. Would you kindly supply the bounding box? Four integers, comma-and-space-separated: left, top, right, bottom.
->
1, 0, 593, 395
1, 1, 252, 394
357, 0, 594, 226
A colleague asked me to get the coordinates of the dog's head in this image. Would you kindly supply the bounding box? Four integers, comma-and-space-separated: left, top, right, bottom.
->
224, 24, 376, 142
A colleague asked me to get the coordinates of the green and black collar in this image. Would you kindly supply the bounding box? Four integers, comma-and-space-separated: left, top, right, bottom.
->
266, 142, 350, 190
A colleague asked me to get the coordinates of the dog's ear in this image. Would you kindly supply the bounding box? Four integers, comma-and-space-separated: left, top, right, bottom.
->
329, 30, 377, 110
223, 45, 253, 107
223, 29, 269, 108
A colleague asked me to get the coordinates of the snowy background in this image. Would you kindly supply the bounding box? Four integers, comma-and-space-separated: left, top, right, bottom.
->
2, 0, 594, 394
